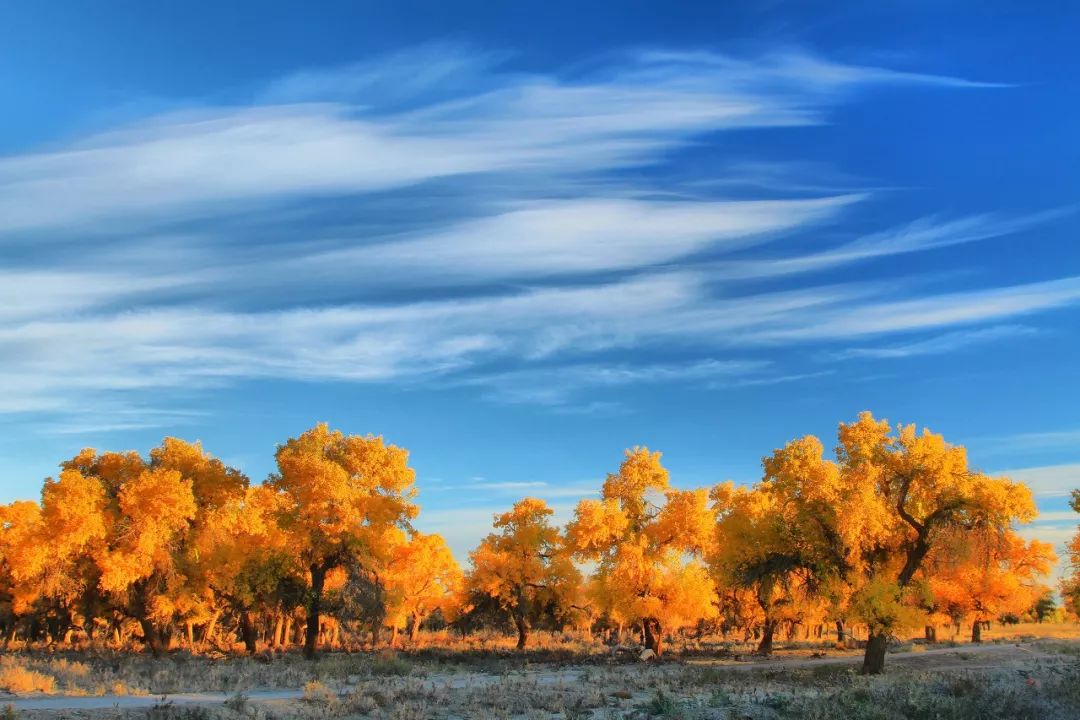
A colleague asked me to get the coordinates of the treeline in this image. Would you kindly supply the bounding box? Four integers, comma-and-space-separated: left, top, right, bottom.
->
0, 413, 1068, 674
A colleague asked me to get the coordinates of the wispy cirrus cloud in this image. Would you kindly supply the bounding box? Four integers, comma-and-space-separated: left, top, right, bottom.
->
710, 211, 1068, 281
0, 47, 992, 238
6, 269, 1080, 421
5, 43, 1071, 433
463, 358, 772, 407
310, 195, 859, 284
830, 325, 1037, 360
997, 464, 1080, 498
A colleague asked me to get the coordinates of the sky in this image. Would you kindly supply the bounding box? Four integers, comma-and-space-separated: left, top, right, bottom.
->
0, 1, 1078, 573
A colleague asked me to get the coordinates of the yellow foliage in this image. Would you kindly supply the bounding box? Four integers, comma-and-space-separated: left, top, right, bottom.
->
466, 497, 580, 647
0, 412, 1058, 664
569, 448, 715, 653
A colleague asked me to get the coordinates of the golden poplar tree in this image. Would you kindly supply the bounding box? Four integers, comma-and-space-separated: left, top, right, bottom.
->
383, 532, 462, 644
566, 448, 715, 655
710, 481, 822, 654
929, 529, 1054, 641
834, 413, 1038, 673
269, 423, 418, 659
466, 498, 580, 649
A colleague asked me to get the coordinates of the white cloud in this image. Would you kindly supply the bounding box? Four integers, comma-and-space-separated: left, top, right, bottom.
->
3, 45, 1066, 425
6, 268, 1080, 419
711, 211, 1065, 281
465, 481, 549, 490
744, 275, 1080, 342
832, 325, 1037, 360
982, 429, 1080, 455
312, 195, 858, 282
467, 358, 770, 406
1032, 511, 1080, 524
0, 48, 992, 236
999, 464, 1080, 497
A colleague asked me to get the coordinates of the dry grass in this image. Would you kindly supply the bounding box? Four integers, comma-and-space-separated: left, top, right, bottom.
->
981, 622, 1080, 642
0, 626, 1078, 719
0, 664, 54, 695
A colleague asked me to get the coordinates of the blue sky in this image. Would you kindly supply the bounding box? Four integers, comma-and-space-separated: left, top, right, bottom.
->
1, 1, 1078, 568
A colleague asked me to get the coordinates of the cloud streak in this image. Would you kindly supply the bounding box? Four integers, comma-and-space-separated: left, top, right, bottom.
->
5, 44, 1072, 430
0, 48, 993, 237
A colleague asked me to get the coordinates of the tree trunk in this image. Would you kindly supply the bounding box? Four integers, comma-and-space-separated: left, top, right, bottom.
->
283, 615, 293, 647
643, 619, 656, 652
643, 626, 660, 660
640, 619, 663, 655
861, 631, 888, 675
971, 620, 982, 643
835, 620, 845, 644
757, 619, 776, 655
139, 618, 166, 659
409, 614, 420, 643
202, 610, 221, 647
924, 625, 937, 643
271, 614, 283, 648
304, 564, 327, 660
514, 614, 530, 650
240, 611, 258, 654
390, 624, 399, 648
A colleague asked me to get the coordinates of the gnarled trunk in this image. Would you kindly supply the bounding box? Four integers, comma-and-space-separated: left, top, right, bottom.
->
240, 611, 258, 654
514, 614, 530, 650
925, 625, 937, 643
757, 619, 777, 655
971, 620, 982, 643
139, 618, 166, 659
835, 619, 845, 644
304, 564, 327, 660
409, 613, 420, 643
861, 631, 888, 675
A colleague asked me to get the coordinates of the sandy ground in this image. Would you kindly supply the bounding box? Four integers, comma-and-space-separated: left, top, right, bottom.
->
2, 640, 1062, 712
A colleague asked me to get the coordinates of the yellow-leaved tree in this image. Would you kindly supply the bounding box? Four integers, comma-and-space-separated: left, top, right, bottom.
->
834, 412, 1038, 673
928, 528, 1054, 641
269, 423, 418, 659
710, 480, 826, 654
38, 445, 206, 656
0, 501, 53, 629
566, 448, 716, 656
192, 483, 300, 653
383, 532, 462, 645
150, 438, 251, 648
466, 498, 580, 649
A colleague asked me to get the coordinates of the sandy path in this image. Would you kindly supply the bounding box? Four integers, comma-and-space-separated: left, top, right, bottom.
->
1, 689, 300, 711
